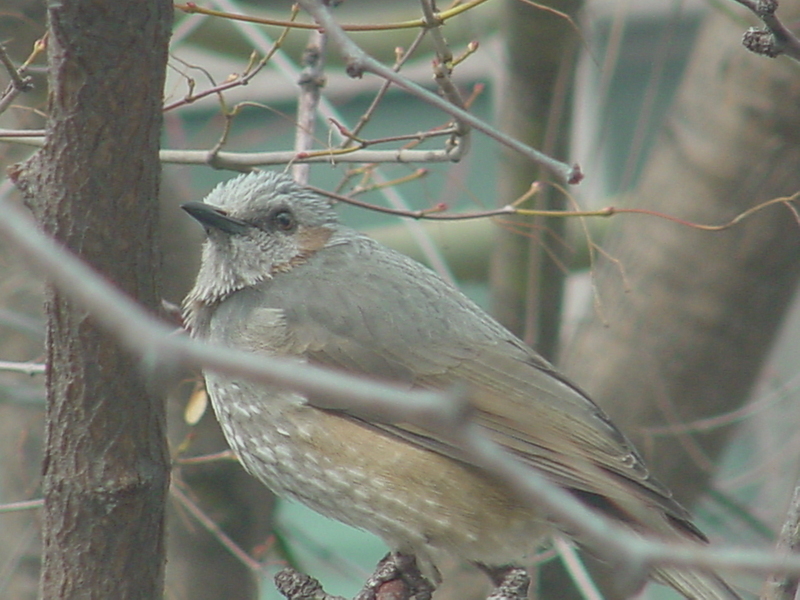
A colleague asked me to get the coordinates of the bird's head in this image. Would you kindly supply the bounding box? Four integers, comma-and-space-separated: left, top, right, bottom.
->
182, 171, 340, 312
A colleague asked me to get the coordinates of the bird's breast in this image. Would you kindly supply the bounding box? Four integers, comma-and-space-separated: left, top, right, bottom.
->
203, 373, 549, 568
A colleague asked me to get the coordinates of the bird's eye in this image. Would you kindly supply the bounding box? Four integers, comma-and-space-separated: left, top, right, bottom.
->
269, 208, 297, 233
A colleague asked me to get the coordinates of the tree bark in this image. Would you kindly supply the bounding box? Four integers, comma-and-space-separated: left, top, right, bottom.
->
10, 0, 173, 598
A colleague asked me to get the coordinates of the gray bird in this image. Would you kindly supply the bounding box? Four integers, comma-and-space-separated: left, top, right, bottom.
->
182, 171, 740, 600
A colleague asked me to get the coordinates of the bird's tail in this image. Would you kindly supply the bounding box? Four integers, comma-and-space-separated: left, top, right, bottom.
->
653, 566, 743, 600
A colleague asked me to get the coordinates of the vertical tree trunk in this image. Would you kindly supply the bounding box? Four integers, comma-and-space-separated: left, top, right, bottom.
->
543, 9, 800, 600
490, 0, 583, 359
11, 0, 173, 598
560, 9, 800, 506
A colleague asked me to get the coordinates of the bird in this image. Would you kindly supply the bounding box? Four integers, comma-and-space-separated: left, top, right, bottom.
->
181, 170, 741, 600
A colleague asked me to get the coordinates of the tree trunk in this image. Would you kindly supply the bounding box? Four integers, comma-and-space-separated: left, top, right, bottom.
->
560, 8, 800, 507
11, 0, 173, 598
490, 0, 583, 359
550, 10, 800, 598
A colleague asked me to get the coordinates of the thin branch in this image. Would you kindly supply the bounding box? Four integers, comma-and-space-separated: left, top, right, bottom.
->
339, 29, 429, 149
3, 133, 793, 229
762, 485, 800, 600
0, 360, 46, 375
170, 481, 263, 573
0, 46, 33, 93
420, 0, 451, 64
174, 450, 238, 465
0, 42, 38, 116
0, 129, 45, 138
734, 0, 800, 62
165, 146, 462, 166
419, 0, 471, 155
306, 182, 524, 219
330, 122, 460, 148
0, 498, 44, 514
346, 169, 429, 197
296, 0, 583, 184
0, 136, 470, 165
293, 28, 328, 184
164, 39, 286, 113
175, 0, 492, 32
419, 0, 467, 125
552, 536, 605, 600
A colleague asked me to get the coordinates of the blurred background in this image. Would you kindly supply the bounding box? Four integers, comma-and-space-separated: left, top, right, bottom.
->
2, 0, 800, 598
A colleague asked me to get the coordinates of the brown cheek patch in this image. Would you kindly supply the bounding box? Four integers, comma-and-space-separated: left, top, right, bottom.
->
297, 225, 333, 255
272, 225, 335, 275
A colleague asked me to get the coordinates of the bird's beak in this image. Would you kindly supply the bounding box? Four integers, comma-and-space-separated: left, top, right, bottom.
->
182, 201, 250, 235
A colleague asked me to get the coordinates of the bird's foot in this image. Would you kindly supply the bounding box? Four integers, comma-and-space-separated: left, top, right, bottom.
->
354, 552, 434, 600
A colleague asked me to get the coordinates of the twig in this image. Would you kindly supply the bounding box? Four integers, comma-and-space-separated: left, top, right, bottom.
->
0, 498, 44, 513
165, 5, 295, 113
175, 449, 238, 465
6, 130, 476, 171
0, 129, 45, 138
330, 121, 459, 147
163, 146, 463, 166
3, 132, 794, 229
307, 182, 611, 221
175, 0, 492, 32
292, 27, 328, 184
164, 52, 271, 112
420, 0, 471, 156
0, 360, 46, 375
734, 0, 800, 62
553, 536, 605, 600
296, 0, 583, 184
170, 481, 263, 573
762, 486, 800, 600
9, 86, 462, 164
420, 0, 451, 64
0, 46, 33, 93
339, 29, 429, 150
0, 44, 36, 116
0, 136, 470, 165
346, 169, 428, 197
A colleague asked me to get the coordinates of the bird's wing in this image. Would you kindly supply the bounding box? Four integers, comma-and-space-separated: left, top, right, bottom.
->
242, 238, 697, 534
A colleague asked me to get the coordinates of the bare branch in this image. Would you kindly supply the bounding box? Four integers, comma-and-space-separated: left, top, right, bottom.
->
0, 360, 46, 375
339, 30, 429, 148
0, 498, 44, 514
292, 28, 327, 185
733, 0, 800, 62
175, 0, 492, 32
170, 481, 263, 573
0, 136, 470, 165
762, 486, 800, 600
0, 44, 35, 116
296, 0, 583, 184
552, 537, 605, 600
